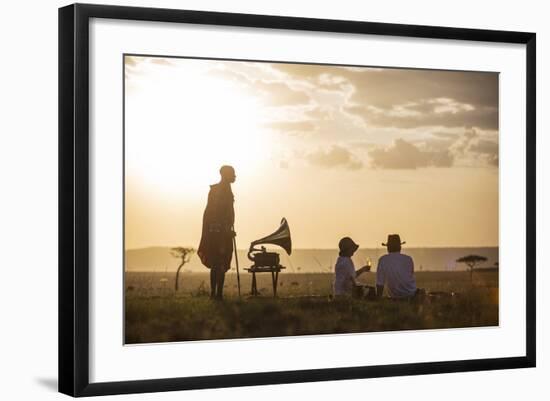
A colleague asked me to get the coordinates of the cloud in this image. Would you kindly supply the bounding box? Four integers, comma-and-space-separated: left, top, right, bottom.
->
208, 67, 311, 106
367, 128, 498, 169
265, 120, 317, 136
469, 138, 499, 166
431, 131, 460, 139
124, 55, 141, 80
305, 107, 334, 121
369, 138, 454, 169
290, 128, 496, 171
470, 138, 498, 154
320, 67, 497, 110
124, 56, 176, 83
306, 145, 363, 170
126, 56, 175, 66
346, 98, 498, 130
269, 63, 328, 80
270, 63, 499, 130
450, 128, 479, 155
255, 80, 311, 106
150, 58, 174, 66
125, 56, 138, 67
430, 97, 475, 114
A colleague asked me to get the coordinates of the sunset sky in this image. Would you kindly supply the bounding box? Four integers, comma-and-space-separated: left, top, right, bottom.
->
124, 55, 499, 250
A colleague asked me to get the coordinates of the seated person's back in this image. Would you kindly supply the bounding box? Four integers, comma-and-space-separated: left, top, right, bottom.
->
376, 234, 416, 298
334, 255, 356, 296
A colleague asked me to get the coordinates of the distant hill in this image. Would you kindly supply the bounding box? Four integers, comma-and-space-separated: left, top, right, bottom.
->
125, 246, 499, 273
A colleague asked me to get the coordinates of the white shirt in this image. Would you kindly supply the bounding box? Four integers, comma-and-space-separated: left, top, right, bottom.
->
334, 256, 356, 296
376, 252, 416, 298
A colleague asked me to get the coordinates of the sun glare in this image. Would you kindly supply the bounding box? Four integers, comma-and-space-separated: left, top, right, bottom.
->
125, 60, 266, 197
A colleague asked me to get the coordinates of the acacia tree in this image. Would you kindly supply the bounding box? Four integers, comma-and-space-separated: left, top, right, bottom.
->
171, 247, 195, 291
456, 254, 487, 284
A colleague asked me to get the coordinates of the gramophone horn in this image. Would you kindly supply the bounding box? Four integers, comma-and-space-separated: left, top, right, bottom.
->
250, 218, 292, 256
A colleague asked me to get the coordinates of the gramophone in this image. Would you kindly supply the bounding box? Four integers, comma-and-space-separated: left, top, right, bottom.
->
247, 218, 292, 268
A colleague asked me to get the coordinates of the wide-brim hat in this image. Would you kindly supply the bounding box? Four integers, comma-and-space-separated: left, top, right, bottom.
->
382, 234, 406, 247
339, 237, 359, 253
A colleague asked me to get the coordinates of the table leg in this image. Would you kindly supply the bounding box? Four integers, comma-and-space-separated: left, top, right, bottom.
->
272, 270, 279, 297
251, 272, 257, 296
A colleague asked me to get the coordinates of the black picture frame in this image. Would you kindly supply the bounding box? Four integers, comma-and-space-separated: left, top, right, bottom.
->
59, 3, 536, 397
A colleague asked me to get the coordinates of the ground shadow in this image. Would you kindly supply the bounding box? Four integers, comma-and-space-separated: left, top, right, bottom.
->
35, 377, 57, 392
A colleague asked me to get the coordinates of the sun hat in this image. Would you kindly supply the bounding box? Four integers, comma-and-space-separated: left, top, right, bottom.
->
381, 234, 406, 247
339, 237, 359, 253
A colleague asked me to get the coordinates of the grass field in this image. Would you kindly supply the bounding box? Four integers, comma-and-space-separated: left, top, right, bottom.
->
124, 271, 498, 344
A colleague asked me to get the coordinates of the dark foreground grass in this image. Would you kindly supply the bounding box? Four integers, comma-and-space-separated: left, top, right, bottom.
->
125, 272, 498, 343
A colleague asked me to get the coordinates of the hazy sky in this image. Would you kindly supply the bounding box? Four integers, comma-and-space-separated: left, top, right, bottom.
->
125, 55, 499, 249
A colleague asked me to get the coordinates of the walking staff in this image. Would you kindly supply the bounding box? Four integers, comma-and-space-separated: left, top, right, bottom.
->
233, 227, 241, 298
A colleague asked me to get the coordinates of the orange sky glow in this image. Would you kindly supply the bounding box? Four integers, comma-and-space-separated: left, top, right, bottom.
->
124, 56, 499, 249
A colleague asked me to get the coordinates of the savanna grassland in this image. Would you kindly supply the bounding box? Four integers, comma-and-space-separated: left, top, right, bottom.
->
124, 270, 498, 344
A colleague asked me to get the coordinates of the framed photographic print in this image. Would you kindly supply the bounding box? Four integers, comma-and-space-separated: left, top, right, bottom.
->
58, 3, 536, 397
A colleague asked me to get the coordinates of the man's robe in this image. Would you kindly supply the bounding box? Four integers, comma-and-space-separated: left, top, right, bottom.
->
197, 183, 234, 271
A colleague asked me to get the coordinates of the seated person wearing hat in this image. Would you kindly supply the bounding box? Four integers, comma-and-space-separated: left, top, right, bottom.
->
376, 234, 417, 299
333, 237, 371, 297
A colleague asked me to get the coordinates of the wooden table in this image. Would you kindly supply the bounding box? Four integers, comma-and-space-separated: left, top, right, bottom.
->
245, 265, 286, 297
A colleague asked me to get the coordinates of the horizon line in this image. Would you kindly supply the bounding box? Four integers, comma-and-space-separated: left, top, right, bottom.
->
125, 245, 500, 252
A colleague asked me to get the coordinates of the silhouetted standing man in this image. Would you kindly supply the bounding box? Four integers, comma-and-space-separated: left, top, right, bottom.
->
198, 165, 236, 299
